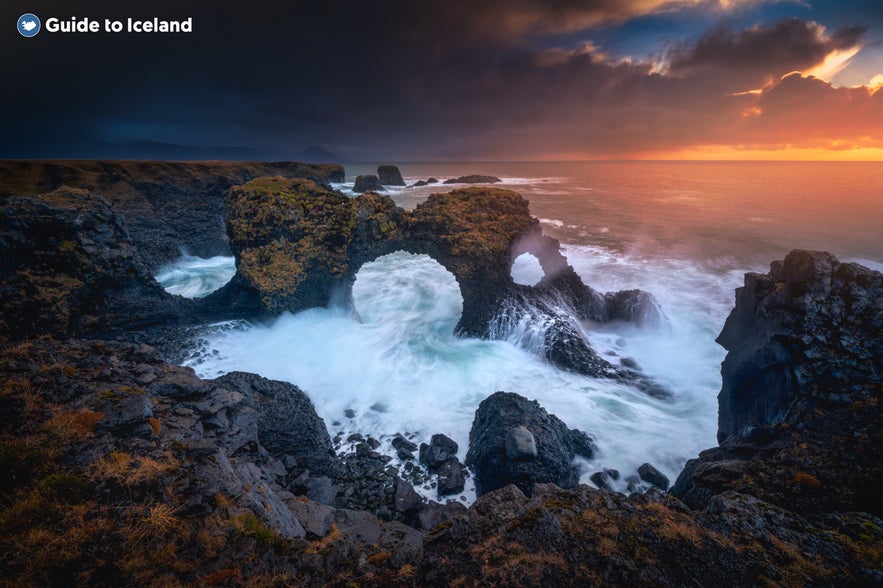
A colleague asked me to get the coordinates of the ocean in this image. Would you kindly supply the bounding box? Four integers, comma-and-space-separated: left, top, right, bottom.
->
157, 161, 883, 502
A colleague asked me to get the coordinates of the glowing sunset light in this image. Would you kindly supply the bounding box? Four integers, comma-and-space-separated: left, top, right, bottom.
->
804, 46, 864, 82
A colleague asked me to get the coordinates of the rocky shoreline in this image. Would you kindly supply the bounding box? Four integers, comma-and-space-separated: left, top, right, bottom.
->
1, 161, 881, 586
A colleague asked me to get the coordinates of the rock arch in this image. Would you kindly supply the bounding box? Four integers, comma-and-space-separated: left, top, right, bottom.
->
204, 177, 576, 336
198, 177, 668, 395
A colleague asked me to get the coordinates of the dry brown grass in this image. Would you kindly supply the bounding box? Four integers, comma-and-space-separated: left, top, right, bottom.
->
43, 409, 104, 442
90, 451, 177, 486
794, 472, 821, 488
147, 416, 162, 436
305, 523, 340, 555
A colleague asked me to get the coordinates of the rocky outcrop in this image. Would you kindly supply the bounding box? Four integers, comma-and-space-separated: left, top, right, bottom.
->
0, 188, 188, 342
716, 249, 882, 441
540, 313, 670, 398
377, 165, 405, 186
212, 372, 341, 478
352, 174, 386, 193
0, 160, 345, 269
672, 250, 882, 516
216, 177, 403, 314
443, 174, 502, 184
465, 392, 596, 497
0, 338, 434, 584
421, 483, 883, 587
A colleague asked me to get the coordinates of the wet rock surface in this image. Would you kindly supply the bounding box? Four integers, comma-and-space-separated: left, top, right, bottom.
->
466, 392, 596, 496
716, 249, 882, 441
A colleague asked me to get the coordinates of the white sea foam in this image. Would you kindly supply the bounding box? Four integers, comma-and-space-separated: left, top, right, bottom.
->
155, 254, 235, 298
845, 258, 883, 273
510, 253, 544, 286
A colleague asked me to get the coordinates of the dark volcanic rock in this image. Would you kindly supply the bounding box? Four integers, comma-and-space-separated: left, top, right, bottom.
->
419, 434, 459, 471
352, 174, 386, 193
421, 483, 883, 587
672, 251, 883, 516
465, 392, 596, 496
589, 471, 615, 491
443, 174, 502, 184
218, 177, 404, 315
2, 244, 882, 587
540, 313, 671, 398
0, 188, 188, 342
0, 160, 345, 269
436, 458, 466, 496
637, 462, 670, 491
377, 165, 405, 186
716, 249, 882, 442
212, 371, 341, 478
603, 288, 667, 329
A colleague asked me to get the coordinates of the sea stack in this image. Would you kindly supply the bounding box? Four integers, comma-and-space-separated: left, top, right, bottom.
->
352, 174, 386, 193
377, 164, 405, 186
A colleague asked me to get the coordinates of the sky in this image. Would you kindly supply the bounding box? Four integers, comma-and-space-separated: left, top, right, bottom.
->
3, 0, 882, 161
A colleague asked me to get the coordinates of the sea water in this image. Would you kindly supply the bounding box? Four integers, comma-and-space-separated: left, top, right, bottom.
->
162, 161, 883, 502
155, 253, 236, 298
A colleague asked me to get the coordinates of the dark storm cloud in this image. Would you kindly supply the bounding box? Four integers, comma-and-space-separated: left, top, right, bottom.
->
1, 0, 881, 159
666, 18, 867, 88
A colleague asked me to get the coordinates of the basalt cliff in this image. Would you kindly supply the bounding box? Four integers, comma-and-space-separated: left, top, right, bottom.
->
0, 161, 880, 586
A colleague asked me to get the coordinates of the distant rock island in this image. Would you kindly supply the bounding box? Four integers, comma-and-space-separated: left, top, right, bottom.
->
443, 174, 502, 184
0, 160, 879, 586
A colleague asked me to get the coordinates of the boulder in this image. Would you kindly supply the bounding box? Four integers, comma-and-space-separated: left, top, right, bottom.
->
443, 175, 502, 184
377, 165, 405, 186
589, 471, 615, 491
352, 174, 386, 193
637, 463, 670, 491
437, 458, 466, 496
465, 392, 596, 496
505, 426, 537, 459
419, 434, 459, 471
212, 371, 341, 478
